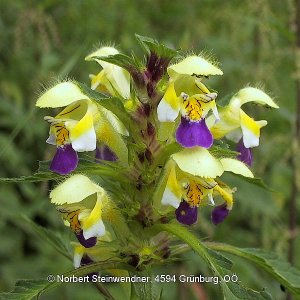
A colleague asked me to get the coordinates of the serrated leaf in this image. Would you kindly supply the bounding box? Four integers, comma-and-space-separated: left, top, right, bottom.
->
131, 271, 153, 300
93, 53, 141, 72
0, 279, 49, 300
210, 145, 239, 158
0, 172, 61, 183
0, 159, 131, 184
152, 223, 273, 300
206, 243, 300, 297
135, 34, 178, 59
230, 173, 274, 191
0, 261, 134, 300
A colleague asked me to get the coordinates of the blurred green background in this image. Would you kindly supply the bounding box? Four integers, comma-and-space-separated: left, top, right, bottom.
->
0, 0, 299, 299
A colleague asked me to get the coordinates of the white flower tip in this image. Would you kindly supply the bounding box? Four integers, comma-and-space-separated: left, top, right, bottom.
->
83, 219, 106, 240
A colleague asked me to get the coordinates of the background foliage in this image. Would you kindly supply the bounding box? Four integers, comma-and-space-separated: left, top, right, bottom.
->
0, 0, 299, 299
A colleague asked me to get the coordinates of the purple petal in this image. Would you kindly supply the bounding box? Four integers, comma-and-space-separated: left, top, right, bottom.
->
80, 255, 98, 280
176, 117, 213, 148
95, 145, 117, 162
237, 139, 253, 166
50, 144, 78, 175
211, 203, 230, 225
175, 201, 198, 225
76, 231, 97, 248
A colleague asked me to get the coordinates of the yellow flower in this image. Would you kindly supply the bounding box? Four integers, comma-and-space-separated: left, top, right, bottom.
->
208, 87, 279, 148
50, 174, 108, 248
160, 148, 252, 210
157, 55, 223, 147
85, 46, 131, 99
36, 81, 128, 174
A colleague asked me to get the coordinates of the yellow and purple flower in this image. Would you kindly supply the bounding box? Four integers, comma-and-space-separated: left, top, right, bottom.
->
208, 87, 279, 165
157, 55, 223, 148
36, 81, 129, 174
50, 174, 108, 248
85, 46, 131, 99
159, 147, 253, 225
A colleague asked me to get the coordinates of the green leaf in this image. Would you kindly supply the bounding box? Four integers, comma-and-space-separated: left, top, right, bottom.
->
152, 223, 273, 300
131, 271, 153, 300
210, 145, 239, 158
0, 279, 49, 300
135, 34, 178, 59
206, 243, 300, 297
93, 53, 141, 71
0, 172, 61, 183
0, 158, 132, 184
230, 173, 274, 192
0, 261, 134, 300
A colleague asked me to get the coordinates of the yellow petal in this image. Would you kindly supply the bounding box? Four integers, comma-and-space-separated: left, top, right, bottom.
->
168, 56, 223, 78
214, 185, 233, 210
157, 82, 180, 122
235, 87, 279, 108
162, 165, 182, 208
208, 106, 240, 139
96, 107, 128, 163
80, 197, 106, 239
220, 158, 254, 178
85, 46, 119, 68
172, 147, 223, 178
50, 175, 104, 205
36, 82, 89, 108
240, 110, 267, 148
73, 245, 85, 268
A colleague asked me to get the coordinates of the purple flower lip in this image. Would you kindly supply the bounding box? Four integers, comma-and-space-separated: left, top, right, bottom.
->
95, 145, 117, 162
50, 144, 78, 175
236, 139, 253, 166
176, 117, 213, 148
76, 231, 97, 248
211, 203, 230, 225
175, 201, 198, 225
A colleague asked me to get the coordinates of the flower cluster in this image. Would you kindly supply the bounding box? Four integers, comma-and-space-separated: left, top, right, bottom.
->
36, 39, 278, 270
